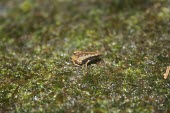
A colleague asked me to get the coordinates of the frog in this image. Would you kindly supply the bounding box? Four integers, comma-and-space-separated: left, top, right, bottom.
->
71, 51, 102, 69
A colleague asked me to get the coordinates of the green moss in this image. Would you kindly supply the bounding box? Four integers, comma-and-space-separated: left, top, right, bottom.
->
19, 0, 32, 13
0, 0, 170, 112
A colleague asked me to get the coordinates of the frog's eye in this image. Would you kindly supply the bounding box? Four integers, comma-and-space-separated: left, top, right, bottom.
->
73, 51, 81, 55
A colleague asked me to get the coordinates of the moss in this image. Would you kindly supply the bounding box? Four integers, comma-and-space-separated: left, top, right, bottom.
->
0, 0, 170, 112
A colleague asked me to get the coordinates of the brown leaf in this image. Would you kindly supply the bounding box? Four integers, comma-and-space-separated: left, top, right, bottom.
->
163, 66, 170, 79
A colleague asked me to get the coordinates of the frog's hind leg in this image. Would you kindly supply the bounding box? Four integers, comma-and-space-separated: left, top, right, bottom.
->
85, 60, 90, 70
84, 60, 90, 75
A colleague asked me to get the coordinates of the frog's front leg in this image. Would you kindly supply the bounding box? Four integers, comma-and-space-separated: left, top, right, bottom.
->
72, 60, 81, 67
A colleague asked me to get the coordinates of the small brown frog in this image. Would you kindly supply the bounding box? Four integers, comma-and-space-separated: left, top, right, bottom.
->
71, 51, 102, 69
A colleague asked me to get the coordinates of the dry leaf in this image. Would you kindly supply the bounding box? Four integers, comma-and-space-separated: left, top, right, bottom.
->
163, 66, 170, 79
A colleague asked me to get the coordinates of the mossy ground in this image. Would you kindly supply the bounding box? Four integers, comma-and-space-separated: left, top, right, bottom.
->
0, 0, 170, 112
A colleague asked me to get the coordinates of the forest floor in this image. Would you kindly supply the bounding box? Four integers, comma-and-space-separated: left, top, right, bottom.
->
0, 0, 170, 112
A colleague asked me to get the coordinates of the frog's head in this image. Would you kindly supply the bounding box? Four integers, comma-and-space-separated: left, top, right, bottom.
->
73, 51, 82, 55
